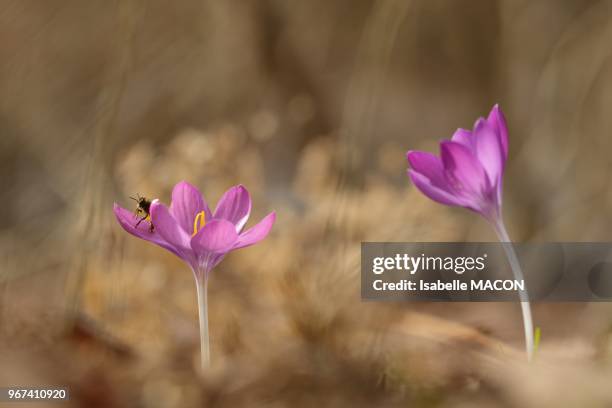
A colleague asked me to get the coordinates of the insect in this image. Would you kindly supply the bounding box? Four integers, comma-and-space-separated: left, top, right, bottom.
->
130, 194, 155, 232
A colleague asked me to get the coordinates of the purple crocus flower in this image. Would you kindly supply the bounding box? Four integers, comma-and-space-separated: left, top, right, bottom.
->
406, 104, 508, 223
113, 181, 275, 369
406, 105, 535, 361
113, 181, 275, 277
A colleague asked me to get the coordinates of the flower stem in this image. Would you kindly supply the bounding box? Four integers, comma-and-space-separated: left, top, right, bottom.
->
195, 273, 210, 370
491, 219, 534, 362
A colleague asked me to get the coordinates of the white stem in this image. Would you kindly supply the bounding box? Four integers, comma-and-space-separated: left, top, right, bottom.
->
492, 219, 534, 362
195, 273, 210, 370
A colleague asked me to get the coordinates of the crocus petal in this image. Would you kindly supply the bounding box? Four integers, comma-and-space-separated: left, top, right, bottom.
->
406, 150, 451, 190
407, 170, 466, 207
150, 201, 194, 261
113, 203, 179, 257
473, 118, 504, 186
191, 219, 239, 253
170, 181, 211, 235
440, 141, 488, 195
450, 128, 474, 150
213, 185, 252, 232
487, 104, 509, 160
205, 253, 227, 273
233, 212, 276, 250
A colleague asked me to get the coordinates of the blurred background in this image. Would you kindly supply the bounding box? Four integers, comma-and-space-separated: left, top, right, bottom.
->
2, 0, 612, 406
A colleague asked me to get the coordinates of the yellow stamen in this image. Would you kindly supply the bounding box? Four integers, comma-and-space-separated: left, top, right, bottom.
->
192, 211, 206, 236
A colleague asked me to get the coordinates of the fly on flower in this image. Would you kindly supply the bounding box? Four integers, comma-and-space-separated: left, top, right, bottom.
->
130, 193, 155, 232
114, 181, 276, 276
113, 181, 276, 370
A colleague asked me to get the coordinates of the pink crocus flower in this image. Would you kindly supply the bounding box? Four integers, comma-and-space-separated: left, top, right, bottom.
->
113, 181, 275, 369
406, 105, 534, 361
406, 104, 508, 223
114, 181, 275, 276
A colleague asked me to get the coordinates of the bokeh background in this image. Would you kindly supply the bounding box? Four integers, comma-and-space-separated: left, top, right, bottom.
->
2, 0, 612, 406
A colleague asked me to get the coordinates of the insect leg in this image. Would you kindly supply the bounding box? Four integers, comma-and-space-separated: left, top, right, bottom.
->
135, 215, 148, 228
